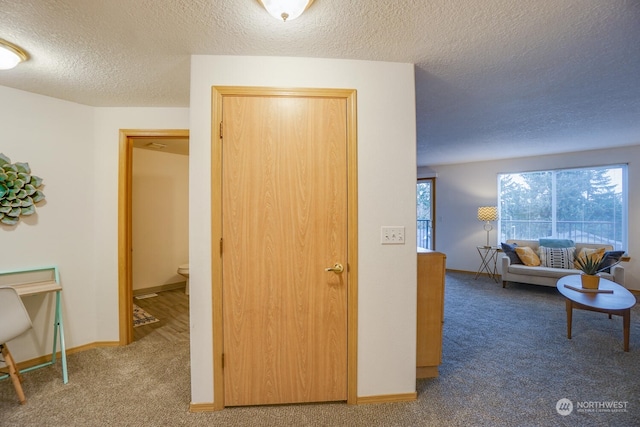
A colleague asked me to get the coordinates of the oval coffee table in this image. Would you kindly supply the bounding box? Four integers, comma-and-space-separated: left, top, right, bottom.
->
557, 275, 637, 352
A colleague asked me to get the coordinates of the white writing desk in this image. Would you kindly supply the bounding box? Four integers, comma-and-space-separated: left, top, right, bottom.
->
0, 266, 68, 384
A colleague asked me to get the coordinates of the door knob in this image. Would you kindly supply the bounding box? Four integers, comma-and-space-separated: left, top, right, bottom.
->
325, 263, 344, 274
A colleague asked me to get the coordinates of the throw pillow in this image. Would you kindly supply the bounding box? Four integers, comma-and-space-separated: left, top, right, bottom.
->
539, 238, 575, 248
539, 246, 576, 269
573, 247, 606, 269
514, 246, 541, 266
501, 242, 523, 264
598, 250, 625, 273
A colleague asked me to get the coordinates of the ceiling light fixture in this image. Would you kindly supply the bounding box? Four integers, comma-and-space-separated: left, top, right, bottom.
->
146, 142, 167, 149
0, 39, 28, 70
257, 0, 315, 22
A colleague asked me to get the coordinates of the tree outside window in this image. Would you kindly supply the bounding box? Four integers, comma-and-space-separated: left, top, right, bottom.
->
417, 179, 433, 249
498, 166, 626, 250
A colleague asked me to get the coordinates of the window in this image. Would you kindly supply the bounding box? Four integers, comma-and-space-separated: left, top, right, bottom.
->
498, 165, 627, 250
417, 179, 434, 249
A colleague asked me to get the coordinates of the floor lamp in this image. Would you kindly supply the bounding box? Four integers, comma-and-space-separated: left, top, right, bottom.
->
477, 206, 498, 247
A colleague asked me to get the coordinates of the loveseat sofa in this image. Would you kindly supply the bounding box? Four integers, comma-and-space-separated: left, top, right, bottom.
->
500, 239, 625, 288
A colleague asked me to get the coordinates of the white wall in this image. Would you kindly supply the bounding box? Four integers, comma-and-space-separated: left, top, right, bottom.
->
189, 56, 417, 403
132, 148, 189, 291
429, 145, 640, 290
0, 87, 190, 361
0, 86, 96, 361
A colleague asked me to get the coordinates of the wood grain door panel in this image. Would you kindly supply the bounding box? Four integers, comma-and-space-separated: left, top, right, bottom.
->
222, 95, 348, 406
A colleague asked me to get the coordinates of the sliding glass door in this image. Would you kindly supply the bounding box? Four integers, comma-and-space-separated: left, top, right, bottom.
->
417, 178, 435, 250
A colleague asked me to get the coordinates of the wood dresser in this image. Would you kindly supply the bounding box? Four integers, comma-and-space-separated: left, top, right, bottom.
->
416, 249, 446, 378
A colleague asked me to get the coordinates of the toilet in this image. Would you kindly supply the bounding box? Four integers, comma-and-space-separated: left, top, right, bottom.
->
177, 264, 189, 295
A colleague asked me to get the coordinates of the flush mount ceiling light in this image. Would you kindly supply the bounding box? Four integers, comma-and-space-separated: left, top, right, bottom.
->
0, 39, 28, 70
257, 0, 315, 22
146, 142, 167, 150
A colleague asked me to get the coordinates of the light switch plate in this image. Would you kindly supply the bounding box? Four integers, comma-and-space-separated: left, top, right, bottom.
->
381, 226, 405, 244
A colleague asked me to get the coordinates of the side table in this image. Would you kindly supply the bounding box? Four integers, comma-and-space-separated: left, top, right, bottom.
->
475, 246, 500, 283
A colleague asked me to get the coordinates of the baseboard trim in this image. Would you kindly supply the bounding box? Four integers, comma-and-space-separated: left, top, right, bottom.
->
133, 282, 186, 296
357, 392, 417, 404
446, 268, 481, 276
189, 402, 219, 412
15, 341, 120, 371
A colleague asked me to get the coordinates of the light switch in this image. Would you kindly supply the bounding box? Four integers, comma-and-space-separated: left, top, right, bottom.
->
381, 226, 405, 244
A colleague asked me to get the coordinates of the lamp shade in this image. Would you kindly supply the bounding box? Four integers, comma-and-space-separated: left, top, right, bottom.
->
258, 0, 315, 21
0, 39, 28, 70
477, 206, 498, 222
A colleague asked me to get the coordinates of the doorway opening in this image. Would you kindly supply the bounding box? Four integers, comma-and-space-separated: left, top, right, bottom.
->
118, 129, 189, 345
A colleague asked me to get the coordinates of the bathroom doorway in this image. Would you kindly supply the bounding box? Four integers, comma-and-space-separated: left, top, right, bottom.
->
118, 129, 189, 345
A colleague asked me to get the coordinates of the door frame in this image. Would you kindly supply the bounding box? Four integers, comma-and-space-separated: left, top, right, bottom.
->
211, 86, 358, 408
118, 129, 190, 345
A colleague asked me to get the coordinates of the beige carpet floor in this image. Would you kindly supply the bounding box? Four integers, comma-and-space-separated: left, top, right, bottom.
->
1, 272, 639, 426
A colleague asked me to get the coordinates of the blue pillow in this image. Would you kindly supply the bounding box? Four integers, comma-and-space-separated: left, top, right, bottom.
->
599, 250, 625, 273
501, 242, 523, 264
539, 238, 575, 248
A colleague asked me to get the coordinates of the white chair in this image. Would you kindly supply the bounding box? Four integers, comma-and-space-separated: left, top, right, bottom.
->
0, 286, 33, 404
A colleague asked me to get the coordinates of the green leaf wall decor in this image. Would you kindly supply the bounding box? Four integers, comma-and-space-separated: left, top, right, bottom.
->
0, 153, 45, 225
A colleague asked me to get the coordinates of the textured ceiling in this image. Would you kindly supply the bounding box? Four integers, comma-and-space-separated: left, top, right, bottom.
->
1, 0, 639, 166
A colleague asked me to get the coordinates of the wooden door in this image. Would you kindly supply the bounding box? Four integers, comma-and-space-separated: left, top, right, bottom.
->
221, 95, 348, 406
